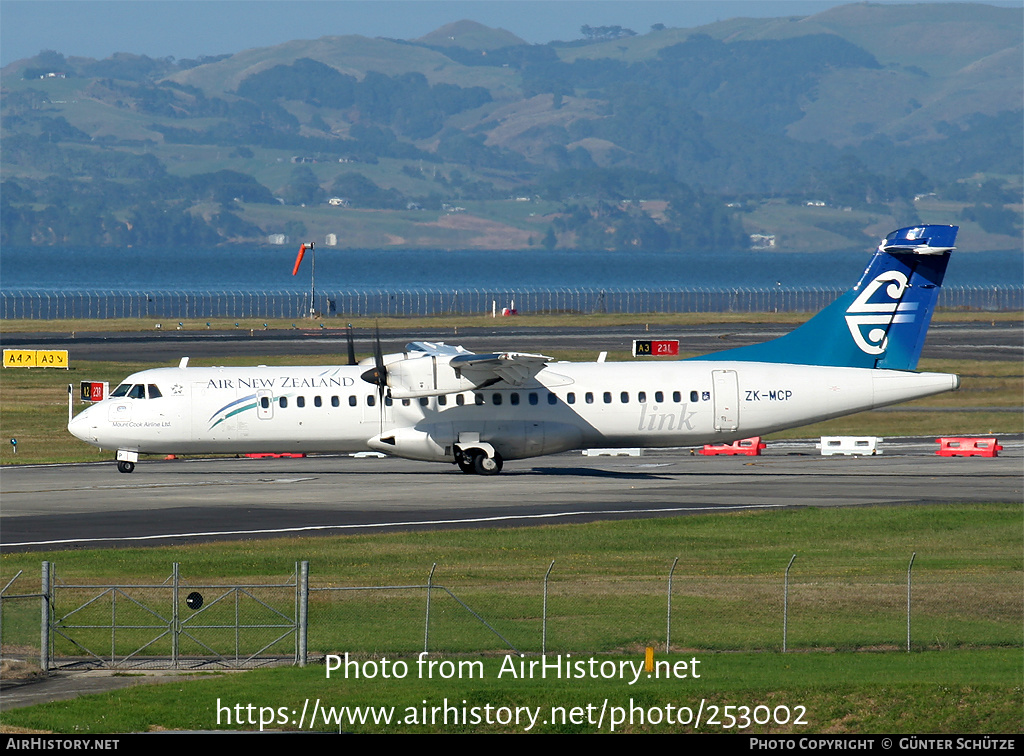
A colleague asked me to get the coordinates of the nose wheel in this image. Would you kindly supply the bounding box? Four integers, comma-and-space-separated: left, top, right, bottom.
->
117, 460, 135, 474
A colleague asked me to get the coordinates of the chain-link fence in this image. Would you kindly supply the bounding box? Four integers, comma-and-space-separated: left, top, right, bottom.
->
5, 555, 1015, 673
2, 285, 1020, 320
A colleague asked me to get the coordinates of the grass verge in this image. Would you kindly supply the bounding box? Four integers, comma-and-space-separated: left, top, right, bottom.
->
0, 504, 1020, 733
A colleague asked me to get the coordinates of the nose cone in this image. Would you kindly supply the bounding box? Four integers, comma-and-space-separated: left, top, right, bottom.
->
68, 406, 98, 445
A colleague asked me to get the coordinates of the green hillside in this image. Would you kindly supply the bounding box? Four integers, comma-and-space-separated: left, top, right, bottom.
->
2, 3, 1020, 251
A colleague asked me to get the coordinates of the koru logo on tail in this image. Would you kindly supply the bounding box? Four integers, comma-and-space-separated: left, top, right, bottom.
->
845, 271, 912, 355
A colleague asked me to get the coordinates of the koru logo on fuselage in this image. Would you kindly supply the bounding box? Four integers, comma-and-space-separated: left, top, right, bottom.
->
845, 271, 910, 355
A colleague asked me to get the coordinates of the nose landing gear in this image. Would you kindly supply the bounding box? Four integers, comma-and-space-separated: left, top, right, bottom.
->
116, 450, 138, 474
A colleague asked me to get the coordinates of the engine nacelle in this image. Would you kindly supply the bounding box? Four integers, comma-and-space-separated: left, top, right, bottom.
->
386, 354, 483, 399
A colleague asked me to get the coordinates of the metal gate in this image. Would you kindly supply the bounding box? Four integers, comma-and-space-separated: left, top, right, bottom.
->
43, 562, 308, 670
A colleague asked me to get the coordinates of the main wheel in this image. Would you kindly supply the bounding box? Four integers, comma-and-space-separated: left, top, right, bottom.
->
472, 451, 503, 476
117, 460, 135, 474
456, 454, 476, 474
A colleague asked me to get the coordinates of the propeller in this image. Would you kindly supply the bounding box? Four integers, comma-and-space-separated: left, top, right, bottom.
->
346, 323, 357, 366
359, 323, 389, 432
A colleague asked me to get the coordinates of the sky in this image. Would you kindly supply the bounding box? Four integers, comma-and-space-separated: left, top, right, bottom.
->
3, 0, 1017, 68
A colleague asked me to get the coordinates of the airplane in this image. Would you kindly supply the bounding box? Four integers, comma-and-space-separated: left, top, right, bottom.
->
68, 225, 960, 475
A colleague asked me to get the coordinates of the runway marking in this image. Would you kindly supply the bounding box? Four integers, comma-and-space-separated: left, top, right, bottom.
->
5, 502, 793, 549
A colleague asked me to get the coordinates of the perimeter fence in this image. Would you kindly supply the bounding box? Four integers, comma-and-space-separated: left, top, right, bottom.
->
2, 285, 1021, 320
1, 555, 1017, 672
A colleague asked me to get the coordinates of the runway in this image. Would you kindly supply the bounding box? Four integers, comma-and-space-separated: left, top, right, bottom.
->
4, 319, 1022, 362
3, 438, 1020, 551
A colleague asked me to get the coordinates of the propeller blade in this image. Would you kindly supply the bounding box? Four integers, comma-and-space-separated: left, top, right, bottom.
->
346, 324, 357, 366
373, 323, 387, 433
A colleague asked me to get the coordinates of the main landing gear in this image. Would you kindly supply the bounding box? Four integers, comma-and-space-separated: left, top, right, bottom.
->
117, 460, 135, 474
455, 449, 503, 476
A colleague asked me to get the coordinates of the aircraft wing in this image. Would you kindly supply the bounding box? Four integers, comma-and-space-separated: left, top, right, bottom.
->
449, 351, 551, 386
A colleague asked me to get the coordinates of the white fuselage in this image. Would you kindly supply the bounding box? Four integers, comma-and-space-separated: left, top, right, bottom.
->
68, 360, 959, 464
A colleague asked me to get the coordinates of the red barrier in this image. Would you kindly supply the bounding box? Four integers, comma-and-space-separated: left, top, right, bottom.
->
935, 437, 1002, 458
700, 437, 766, 456
245, 453, 307, 459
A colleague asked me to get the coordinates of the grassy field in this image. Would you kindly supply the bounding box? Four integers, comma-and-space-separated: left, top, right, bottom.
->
0, 504, 1020, 733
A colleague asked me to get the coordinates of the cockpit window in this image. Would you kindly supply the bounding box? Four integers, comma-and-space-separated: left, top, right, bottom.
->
147, 385, 162, 399
110, 384, 131, 397
127, 385, 146, 399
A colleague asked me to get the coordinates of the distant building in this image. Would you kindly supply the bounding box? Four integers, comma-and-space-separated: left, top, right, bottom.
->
325, 234, 338, 246
267, 234, 288, 245
750, 234, 776, 249
328, 197, 350, 207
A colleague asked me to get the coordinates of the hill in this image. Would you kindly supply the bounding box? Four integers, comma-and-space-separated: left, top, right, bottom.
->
1, 4, 1020, 252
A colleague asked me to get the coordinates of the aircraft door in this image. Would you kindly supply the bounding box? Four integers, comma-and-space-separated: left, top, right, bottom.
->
712, 370, 740, 432
257, 390, 274, 420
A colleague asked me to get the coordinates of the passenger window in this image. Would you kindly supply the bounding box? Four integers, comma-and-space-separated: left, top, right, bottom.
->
314, 396, 322, 407
260, 397, 270, 409
603, 392, 612, 404
419, 397, 429, 407
638, 392, 646, 403
655, 391, 664, 403
529, 393, 538, 406
385, 397, 393, 407
456, 394, 465, 406
510, 393, 520, 405
349, 396, 357, 407
367, 395, 376, 407
690, 391, 699, 403
673, 391, 681, 403
297, 396, 305, 408
585, 392, 594, 404
332, 396, 340, 407
402, 399, 411, 407
147, 385, 162, 399
567, 392, 576, 404
547, 393, 557, 405
474, 394, 484, 406
438, 395, 447, 406
280, 397, 288, 408
493, 393, 502, 405
620, 392, 629, 403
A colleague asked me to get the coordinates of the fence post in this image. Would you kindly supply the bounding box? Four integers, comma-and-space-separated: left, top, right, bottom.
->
40, 561, 51, 673
542, 560, 554, 655
783, 554, 796, 653
666, 557, 679, 653
906, 552, 916, 653
424, 563, 436, 654
172, 562, 179, 668
298, 561, 309, 667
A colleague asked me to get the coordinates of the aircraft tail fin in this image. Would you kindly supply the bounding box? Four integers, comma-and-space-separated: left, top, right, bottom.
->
690, 225, 957, 370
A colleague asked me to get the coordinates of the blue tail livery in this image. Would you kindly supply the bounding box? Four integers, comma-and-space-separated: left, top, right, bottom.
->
689, 225, 957, 370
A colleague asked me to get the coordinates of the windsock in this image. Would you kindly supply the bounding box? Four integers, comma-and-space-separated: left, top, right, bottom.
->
292, 243, 306, 276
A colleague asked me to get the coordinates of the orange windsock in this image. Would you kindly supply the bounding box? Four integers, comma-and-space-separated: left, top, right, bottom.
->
292, 244, 306, 276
